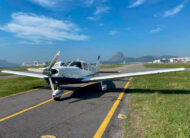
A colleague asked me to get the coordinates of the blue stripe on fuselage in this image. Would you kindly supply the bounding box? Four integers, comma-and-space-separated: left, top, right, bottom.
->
44, 77, 84, 84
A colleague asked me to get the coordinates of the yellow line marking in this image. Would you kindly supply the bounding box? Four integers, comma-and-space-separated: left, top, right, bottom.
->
0, 82, 94, 123
0, 98, 53, 123
81, 82, 95, 87
41, 135, 56, 138
93, 77, 132, 138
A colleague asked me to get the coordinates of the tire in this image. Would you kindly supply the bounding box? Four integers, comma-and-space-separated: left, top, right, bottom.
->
53, 97, 61, 101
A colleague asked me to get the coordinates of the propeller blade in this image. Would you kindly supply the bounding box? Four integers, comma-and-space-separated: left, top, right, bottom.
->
48, 51, 61, 69
48, 77, 55, 92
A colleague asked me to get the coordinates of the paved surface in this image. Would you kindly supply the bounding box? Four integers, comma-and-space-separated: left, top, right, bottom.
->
0, 74, 21, 80
0, 64, 152, 138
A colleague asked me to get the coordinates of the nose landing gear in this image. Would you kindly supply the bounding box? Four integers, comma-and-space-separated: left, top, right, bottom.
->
52, 88, 63, 101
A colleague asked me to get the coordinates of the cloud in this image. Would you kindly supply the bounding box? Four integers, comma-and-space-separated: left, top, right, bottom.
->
94, 6, 110, 15
84, 0, 107, 7
83, 0, 94, 7
149, 27, 162, 33
109, 30, 118, 35
99, 23, 104, 26
128, 0, 146, 8
30, 0, 56, 7
0, 12, 87, 42
87, 16, 99, 21
30, 0, 107, 9
163, 3, 185, 17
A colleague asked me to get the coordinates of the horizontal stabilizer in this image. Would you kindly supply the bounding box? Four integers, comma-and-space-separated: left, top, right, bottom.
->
1, 70, 46, 78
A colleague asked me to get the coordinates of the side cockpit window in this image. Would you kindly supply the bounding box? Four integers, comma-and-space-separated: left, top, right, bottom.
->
69, 61, 82, 69
83, 63, 89, 70
65, 61, 72, 66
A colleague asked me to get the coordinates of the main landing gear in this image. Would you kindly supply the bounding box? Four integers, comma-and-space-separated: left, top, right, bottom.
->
100, 81, 108, 92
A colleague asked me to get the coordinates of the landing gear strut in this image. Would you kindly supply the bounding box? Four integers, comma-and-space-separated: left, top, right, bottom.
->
100, 81, 108, 92
52, 84, 63, 101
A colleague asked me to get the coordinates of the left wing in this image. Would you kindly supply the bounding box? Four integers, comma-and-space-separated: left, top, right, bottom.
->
98, 70, 120, 73
82, 68, 185, 82
1, 70, 46, 78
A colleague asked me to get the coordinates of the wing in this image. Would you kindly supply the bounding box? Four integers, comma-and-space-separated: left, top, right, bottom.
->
98, 70, 120, 73
1, 70, 46, 78
82, 68, 185, 82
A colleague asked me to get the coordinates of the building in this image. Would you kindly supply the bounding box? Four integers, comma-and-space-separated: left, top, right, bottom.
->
170, 57, 190, 63
153, 57, 190, 64
22, 61, 50, 67
153, 59, 161, 63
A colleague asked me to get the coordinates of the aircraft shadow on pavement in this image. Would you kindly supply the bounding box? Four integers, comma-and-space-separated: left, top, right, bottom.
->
56, 80, 126, 102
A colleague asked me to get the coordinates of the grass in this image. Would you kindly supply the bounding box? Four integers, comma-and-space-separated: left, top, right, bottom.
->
0, 67, 28, 71
124, 71, 190, 137
144, 63, 190, 68
100, 64, 125, 69
0, 73, 13, 76
0, 77, 47, 98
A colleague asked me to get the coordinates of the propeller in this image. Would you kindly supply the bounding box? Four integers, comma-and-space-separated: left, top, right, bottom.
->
48, 51, 60, 70
42, 51, 60, 92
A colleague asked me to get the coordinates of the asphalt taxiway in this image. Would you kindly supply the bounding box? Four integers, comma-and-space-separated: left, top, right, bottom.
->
0, 64, 153, 138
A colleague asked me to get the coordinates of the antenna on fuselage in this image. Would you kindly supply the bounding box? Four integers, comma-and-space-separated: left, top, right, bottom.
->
96, 56, 100, 72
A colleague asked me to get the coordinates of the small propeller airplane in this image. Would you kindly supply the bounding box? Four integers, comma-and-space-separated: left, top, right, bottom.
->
1, 51, 185, 100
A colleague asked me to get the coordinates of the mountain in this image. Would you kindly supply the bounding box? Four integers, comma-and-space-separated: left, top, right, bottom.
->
125, 57, 137, 63
136, 56, 157, 62
0, 60, 20, 68
109, 52, 125, 62
101, 52, 178, 64
158, 55, 178, 59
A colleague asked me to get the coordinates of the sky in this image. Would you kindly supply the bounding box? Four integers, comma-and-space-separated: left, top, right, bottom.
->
0, 0, 190, 63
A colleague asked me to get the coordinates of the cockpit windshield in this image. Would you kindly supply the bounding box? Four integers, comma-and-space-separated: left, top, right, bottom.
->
65, 61, 72, 66
68, 61, 82, 69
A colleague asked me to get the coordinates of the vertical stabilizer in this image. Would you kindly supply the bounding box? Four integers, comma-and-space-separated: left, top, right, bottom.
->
96, 56, 100, 72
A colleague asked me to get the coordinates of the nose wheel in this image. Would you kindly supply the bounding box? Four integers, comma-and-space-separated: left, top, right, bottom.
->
52, 86, 63, 101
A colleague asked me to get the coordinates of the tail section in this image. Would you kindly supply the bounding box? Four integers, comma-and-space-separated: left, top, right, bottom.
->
96, 56, 100, 72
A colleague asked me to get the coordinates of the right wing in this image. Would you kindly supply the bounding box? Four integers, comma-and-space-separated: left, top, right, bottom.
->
1, 70, 46, 78
82, 68, 185, 82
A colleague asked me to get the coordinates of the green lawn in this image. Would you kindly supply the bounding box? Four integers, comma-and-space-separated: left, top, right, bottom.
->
0, 67, 28, 71
100, 64, 125, 69
144, 63, 190, 68
0, 73, 13, 76
124, 71, 190, 137
0, 77, 47, 98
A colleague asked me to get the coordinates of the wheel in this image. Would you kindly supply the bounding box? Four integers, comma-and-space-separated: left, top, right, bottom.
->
101, 84, 108, 92
53, 97, 61, 101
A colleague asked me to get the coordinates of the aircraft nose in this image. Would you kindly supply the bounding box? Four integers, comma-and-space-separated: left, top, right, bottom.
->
42, 68, 51, 76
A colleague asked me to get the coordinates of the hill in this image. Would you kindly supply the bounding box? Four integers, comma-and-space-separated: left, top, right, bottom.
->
109, 52, 125, 62
0, 60, 20, 68
102, 52, 178, 64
